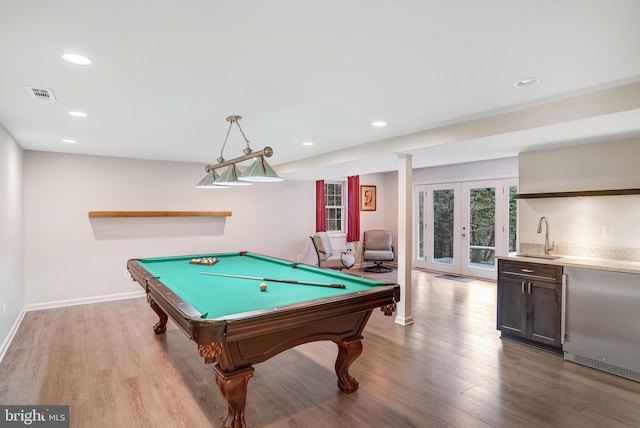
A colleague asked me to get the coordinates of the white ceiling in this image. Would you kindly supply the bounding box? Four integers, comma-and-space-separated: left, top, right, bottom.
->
1, 0, 640, 181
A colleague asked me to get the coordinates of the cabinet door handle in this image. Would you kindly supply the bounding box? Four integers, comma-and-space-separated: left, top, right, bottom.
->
521, 268, 535, 273
521, 281, 526, 293
528, 282, 532, 294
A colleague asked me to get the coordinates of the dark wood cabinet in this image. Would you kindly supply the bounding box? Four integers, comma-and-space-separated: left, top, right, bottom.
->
498, 275, 527, 337
497, 259, 563, 352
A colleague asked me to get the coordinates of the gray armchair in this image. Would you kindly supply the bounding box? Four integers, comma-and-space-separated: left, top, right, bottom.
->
310, 232, 355, 270
363, 230, 394, 272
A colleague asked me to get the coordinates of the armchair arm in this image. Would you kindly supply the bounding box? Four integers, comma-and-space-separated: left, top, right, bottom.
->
322, 248, 351, 256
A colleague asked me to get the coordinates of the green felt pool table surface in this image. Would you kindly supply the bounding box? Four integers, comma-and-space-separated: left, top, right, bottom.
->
135, 252, 389, 319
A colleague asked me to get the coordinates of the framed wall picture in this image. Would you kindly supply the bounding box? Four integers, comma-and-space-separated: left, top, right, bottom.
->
360, 185, 376, 211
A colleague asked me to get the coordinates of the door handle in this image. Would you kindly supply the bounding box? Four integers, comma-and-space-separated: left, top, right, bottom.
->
527, 282, 532, 294
521, 281, 526, 293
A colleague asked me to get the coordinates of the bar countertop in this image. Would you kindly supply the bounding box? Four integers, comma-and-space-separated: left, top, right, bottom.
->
497, 254, 640, 275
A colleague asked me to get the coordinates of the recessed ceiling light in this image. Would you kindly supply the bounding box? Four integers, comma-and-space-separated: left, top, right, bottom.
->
372, 121, 387, 127
302, 141, 314, 146
62, 139, 77, 144
62, 53, 92, 65
68, 111, 87, 117
514, 77, 540, 88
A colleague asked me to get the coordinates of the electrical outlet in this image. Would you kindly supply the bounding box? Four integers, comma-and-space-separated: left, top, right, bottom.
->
602, 226, 614, 239
2, 304, 6, 315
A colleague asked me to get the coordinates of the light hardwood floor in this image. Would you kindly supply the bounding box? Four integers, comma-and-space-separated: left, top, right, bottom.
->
1, 269, 639, 427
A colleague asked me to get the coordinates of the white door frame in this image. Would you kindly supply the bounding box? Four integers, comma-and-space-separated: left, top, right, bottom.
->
414, 179, 514, 280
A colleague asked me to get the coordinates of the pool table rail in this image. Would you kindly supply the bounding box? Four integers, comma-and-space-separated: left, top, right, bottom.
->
128, 259, 227, 346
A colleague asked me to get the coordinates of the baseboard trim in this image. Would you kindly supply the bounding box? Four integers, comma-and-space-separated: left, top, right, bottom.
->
23, 290, 145, 312
394, 315, 414, 326
0, 290, 145, 365
0, 306, 28, 365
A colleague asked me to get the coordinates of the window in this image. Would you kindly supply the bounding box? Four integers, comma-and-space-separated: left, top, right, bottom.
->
325, 182, 344, 232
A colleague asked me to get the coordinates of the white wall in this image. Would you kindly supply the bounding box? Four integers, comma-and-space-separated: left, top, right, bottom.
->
518, 140, 640, 259
0, 123, 24, 352
24, 151, 315, 305
358, 173, 387, 233
380, 172, 399, 255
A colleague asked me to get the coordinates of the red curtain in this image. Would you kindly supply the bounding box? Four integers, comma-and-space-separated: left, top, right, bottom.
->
315, 180, 326, 232
347, 175, 360, 242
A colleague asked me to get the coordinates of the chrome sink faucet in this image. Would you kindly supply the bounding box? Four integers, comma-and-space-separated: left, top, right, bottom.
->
537, 216, 555, 255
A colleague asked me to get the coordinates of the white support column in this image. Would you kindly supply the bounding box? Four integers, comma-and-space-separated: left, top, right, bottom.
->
395, 153, 414, 326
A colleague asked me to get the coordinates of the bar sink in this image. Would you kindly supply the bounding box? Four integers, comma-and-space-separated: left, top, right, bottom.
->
516, 253, 563, 260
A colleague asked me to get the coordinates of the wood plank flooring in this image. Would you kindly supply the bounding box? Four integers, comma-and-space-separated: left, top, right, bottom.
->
1, 269, 640, 427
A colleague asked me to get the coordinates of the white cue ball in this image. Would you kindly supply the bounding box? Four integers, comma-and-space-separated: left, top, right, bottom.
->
259, 282, 267, 291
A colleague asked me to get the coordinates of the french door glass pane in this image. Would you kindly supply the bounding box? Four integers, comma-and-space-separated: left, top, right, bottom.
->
508, 185, 518, 253
433, 189, 454, 264
418, 191, 425, 260
469, 187, 495, 269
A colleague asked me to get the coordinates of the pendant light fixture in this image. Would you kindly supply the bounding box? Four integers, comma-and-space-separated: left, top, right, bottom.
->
196, 115, 283, 188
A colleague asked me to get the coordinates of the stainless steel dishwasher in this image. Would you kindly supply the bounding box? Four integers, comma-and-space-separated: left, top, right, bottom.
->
563, 266, 640, 382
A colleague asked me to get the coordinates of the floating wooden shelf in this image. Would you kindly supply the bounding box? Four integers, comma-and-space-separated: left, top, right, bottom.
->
88, 211, 232, 218
514, 188, 640, 199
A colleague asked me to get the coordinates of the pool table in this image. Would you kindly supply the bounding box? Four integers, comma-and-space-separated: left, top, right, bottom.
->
127, 251, 400, 428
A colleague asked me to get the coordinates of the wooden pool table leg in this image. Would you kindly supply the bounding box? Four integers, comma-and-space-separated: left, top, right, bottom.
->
213, 364, 255, 428
146, 295, 168, 334
335, 336, 363, 393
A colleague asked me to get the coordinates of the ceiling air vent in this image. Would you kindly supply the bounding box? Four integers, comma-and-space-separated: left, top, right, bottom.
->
26, 86, 57, 102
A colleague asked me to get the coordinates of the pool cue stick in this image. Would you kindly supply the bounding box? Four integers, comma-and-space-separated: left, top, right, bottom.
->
199, 272, 346, 289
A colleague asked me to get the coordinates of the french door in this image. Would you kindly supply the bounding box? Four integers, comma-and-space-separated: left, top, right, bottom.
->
415, 179, 516, 280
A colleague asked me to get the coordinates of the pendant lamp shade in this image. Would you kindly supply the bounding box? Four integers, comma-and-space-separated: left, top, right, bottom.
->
216, 164, 252, 186
195, 171, 229, 188
238, 156, 283, 182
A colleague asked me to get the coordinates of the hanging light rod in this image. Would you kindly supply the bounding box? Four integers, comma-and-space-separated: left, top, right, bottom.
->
204, 145, 274, 172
